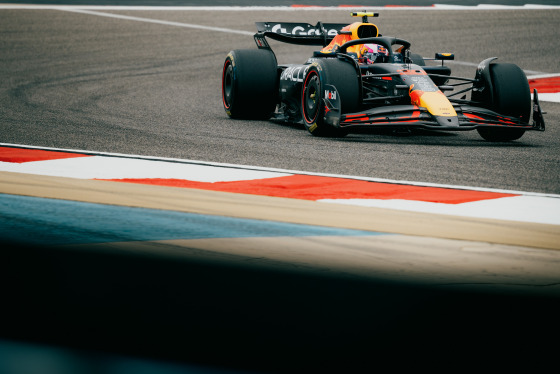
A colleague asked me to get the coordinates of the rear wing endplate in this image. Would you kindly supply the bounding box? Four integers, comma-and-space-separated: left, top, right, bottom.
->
254, 22, 348, 47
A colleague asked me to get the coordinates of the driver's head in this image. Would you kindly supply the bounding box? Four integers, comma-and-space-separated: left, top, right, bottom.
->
360, 43, 389, 63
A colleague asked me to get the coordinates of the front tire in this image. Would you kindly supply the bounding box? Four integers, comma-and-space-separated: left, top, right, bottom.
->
222, 49, 278, 120
475, 63, 530, 141
301, 59, 359, 137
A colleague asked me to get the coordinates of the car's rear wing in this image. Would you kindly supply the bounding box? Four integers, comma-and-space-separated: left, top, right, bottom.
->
254, 22, 348, 47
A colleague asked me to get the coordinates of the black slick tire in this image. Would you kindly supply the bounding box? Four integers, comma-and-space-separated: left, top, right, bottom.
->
222, 49, 278, 120
301, 58, 359, 137
476, 63, 530, 142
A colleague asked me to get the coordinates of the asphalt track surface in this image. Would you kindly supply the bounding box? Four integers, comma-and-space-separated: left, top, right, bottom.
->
1, 7, 559, 194
3, 0, 560, 5
1, 5, 560, 374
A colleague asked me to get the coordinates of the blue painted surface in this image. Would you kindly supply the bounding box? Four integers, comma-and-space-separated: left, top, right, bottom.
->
0, 193, 385, 246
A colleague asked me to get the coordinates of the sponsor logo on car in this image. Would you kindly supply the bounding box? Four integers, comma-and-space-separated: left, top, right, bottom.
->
270, 23, 339, 37
280, 66, 310, 82
325, 90, 337, 100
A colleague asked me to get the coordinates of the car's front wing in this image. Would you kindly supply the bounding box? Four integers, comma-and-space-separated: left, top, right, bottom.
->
327, 91, 546, 132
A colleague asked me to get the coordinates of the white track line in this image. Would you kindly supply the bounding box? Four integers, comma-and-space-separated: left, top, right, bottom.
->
2, 142, 559, 199
58, 7, 558, 77
526, 73, 560, 79
321, 196, 560, 225
57, 8, 254, 36
2, 6, 559, 98
0, 156, 290, 182
2, 4, 556, 76
2, 143, 559, 225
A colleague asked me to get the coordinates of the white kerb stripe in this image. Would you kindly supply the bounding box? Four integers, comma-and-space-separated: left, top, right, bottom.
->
320, 196, 560, 225
0, 157, 291, 182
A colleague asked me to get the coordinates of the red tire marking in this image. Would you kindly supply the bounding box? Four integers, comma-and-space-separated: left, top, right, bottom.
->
0, 147, 90, 163
100, 175, 517, 204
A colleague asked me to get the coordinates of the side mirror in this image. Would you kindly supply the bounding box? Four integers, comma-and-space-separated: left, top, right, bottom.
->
435, 53, 455, 60
435, 53, 454, 66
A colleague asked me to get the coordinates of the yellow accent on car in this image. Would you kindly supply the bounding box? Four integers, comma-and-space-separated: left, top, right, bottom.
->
351, 12, 376, 18
348, 22, 378, 39
417, 92, 457, 117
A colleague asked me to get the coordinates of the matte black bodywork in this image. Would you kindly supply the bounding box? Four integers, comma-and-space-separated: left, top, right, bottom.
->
248, 20, 546, 135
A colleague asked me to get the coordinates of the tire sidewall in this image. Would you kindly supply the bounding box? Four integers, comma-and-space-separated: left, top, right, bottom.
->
221, 49, 278, 119
490, 63, 531, 123
301, 59, 359, 137
222, 53, 236, 116
475, 62, 530, 141
301, 65, 324, 134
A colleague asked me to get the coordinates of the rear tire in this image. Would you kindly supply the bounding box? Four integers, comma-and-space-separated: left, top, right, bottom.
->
475, 63, 530, 141
222, 49, 278, 119
301, 59, 359, 137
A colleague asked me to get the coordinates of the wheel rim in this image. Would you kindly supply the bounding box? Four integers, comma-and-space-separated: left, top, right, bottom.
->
303, 72, 320, 124
222, 62, 234, 109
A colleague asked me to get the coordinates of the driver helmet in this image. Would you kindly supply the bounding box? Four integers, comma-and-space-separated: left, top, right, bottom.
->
360, 43, 389, 64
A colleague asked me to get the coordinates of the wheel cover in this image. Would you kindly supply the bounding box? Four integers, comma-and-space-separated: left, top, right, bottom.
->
222, 62, 234, 109
303, 73, 321, 124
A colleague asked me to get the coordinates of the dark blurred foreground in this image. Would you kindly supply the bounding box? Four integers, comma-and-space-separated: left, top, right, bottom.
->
1, 241, 558, 373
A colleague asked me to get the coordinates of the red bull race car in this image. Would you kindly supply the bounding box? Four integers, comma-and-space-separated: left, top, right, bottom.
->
221, 12, 546, 141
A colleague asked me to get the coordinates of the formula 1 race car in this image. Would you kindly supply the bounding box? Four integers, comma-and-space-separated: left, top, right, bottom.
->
221, 12, 546, 141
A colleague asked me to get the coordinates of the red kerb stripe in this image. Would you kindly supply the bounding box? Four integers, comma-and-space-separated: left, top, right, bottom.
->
0, 147, 90, 163
528, 77, 560, 94
100, 175, 517, 204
